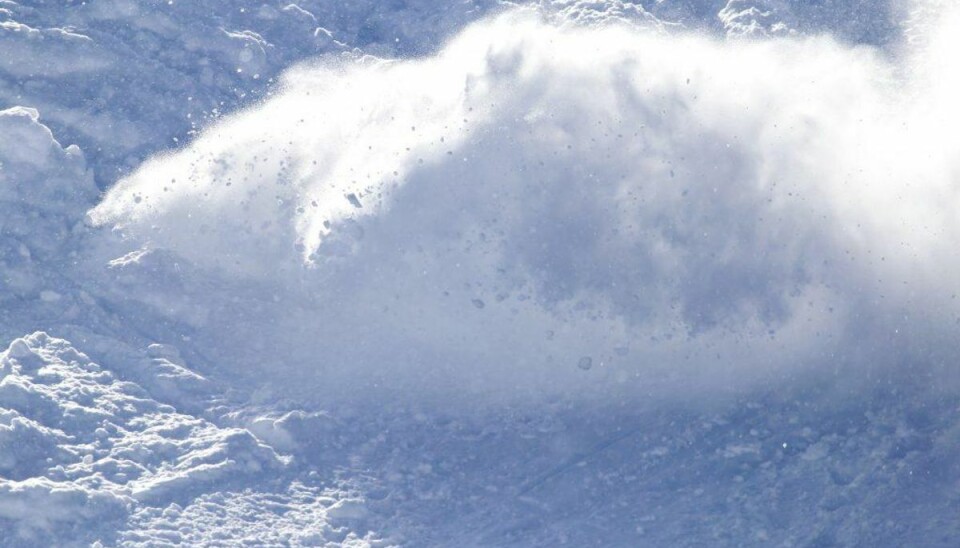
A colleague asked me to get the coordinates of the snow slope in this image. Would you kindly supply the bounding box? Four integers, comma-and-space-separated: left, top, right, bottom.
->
3, 0, 960, 546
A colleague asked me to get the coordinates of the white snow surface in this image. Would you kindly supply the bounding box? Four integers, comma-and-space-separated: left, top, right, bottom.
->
3, 0, 960, 546
0, 333, 298, 541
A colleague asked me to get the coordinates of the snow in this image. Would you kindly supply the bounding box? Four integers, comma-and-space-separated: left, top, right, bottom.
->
2, 0, 960, 545
87, 9, 960, 407
0, 334, 291, 539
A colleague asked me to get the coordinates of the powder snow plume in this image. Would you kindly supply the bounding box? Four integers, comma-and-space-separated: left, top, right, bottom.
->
90, 3, 960, 407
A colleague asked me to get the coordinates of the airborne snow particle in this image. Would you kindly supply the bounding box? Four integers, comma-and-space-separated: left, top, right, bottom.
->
577, 356, 593, 370
345, 193, 362, 208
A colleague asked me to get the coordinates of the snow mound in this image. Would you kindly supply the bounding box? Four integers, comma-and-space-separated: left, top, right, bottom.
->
0, 333, 287, 542
0, 106, 95, 251
0, 106, 99, 346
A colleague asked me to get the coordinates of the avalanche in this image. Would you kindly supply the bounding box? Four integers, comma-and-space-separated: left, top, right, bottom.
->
2, 0, 960, 546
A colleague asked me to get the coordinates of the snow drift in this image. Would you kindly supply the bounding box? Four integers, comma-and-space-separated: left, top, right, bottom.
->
89, 5, 960, 406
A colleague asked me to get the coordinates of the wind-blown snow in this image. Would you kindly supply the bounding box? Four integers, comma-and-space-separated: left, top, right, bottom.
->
91, 6, 960, 406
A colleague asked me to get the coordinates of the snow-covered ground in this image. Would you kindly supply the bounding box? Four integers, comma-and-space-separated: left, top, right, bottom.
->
3, 0, 960, 546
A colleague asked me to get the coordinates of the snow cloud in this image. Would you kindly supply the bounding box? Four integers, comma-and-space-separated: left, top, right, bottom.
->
89, 3, 960, 407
